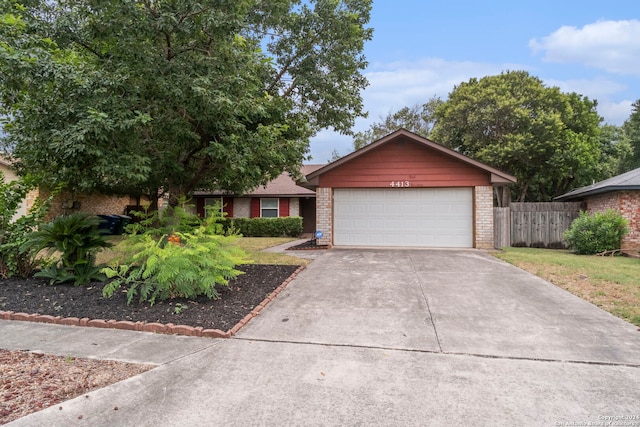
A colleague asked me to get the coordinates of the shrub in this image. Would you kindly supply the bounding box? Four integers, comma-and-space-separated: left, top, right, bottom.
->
126, 198, 211, 236
0, 174, 54, 278
221, 217, 302, 237
563, 210, 629, 255
21, 213, 112, 285
102, 224, 248, 305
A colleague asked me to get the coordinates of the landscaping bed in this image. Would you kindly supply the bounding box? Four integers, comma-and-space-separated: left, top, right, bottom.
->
0, 264, 299, 333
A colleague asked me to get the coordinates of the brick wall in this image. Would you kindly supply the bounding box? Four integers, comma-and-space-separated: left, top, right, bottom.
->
233, 198, 251, 218
42, 191, 136, 220
585, 193, 618, 212
289, 197, 300, 217
587, 191, 640, 252
315, 187, 332, 246
474, 185, 494, 249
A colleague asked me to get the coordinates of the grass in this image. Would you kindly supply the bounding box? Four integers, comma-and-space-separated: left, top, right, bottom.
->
97, 235, 309, 267
494, 247, 640, 327
231, 237, 311, 266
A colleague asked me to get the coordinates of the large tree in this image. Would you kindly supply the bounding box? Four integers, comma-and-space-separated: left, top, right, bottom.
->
431, 71, 602, 202
623, 99, 640, 170
0, 0, 372, 204
351, 97, 443, 151
599, 124, 633, 177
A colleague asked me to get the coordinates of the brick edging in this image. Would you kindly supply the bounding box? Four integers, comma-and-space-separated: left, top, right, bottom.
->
0, 266, 305, 339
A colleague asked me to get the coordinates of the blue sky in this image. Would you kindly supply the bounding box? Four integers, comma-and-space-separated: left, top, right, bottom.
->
308, 0, 640, 162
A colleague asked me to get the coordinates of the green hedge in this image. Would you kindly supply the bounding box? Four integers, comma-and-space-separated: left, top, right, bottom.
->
221, 216, 303, 237
563, 210, 628, 255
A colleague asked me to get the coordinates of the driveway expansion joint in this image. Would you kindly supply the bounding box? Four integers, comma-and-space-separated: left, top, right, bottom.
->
232, 337, 640, 369
410, 258, 442, 352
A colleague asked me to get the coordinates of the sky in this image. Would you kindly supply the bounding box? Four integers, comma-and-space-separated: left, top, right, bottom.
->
308, 0, 640, 163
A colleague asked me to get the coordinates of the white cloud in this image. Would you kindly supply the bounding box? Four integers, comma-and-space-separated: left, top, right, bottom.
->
308, 56, 636, 162
541, 77, 632, 125
309, 58, 523, 162
362, 58, 515, 121
544, 77, 626, 100
598, 99, 634, 125
529, 20, 640, 76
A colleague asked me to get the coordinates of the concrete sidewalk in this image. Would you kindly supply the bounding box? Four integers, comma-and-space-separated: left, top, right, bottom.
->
4, 248, 640, 426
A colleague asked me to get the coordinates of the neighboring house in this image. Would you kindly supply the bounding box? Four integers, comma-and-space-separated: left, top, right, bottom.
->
555, 167, 640, 252
41, 190, 145, 220
299, 129, 517, 248
3, 154, 145, 220
192, 165, 324, 234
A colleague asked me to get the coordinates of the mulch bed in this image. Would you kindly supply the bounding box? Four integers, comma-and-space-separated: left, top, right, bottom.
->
0, 264, 299, 332
286, 239, 330, 250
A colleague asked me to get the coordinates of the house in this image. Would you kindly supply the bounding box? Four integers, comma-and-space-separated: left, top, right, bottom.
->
555, 167, 640, 252
0, 156, 39, 221
299, 129, 517, 248
192, 165, 324, 234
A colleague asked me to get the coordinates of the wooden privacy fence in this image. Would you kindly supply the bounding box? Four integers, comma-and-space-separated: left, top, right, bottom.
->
494, 202, 585, 248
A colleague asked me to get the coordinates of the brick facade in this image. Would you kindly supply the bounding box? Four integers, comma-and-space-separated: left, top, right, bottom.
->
289, 197, 300, 217
474, 185, 494, 249
315, 187, 332, 246
233, 198, 251, 218
38, 190, 138, 220
585, 193, 619, 212
18, 186, 139, 221
586, 191, 640, 252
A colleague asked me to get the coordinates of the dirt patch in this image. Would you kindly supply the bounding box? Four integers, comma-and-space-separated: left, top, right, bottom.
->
0, 349, 153, 425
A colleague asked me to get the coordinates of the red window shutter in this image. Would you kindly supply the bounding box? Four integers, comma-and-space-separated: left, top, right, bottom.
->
279, 198, 290, 217
223, 197, 234, 217
195, 197, 205, 218
250, 198, 260, 218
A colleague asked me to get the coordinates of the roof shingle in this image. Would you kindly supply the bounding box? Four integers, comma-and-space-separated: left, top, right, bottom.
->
555, 167, 640, 200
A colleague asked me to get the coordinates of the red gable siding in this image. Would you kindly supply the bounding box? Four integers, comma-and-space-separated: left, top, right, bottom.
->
319, 137, 491, 188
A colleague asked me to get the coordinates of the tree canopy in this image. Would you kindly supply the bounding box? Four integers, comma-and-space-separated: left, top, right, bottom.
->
0, 0, 372, 204
623, 99, 640, 170
352, 97, 442, 150
431, 71, 602, 202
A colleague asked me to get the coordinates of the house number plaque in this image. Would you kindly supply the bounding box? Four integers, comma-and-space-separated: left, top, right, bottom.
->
389, 181, 410, 188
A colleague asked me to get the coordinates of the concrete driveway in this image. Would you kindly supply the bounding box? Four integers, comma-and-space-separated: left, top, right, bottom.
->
6, 249, 640, 426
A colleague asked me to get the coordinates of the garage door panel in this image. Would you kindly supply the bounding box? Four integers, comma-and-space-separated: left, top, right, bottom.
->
334, 188, 473, 247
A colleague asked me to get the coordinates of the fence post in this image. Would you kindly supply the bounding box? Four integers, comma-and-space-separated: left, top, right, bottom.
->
493, 207, 511, 248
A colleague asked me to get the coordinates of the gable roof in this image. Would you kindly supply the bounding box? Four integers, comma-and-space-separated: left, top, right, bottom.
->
244, 164, 324, 197
555, 167, 640, 201
299, 129, 516, 188
194, 164, 324, 197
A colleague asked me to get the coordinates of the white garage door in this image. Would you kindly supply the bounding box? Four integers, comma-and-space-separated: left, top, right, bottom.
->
333, 188, 473, 247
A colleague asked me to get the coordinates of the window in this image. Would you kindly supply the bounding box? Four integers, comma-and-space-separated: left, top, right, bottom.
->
204, 197, 223, 217
260, 198, 279, 218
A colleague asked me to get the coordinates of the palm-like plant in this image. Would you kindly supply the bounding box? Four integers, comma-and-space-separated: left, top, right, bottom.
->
21, 213, 113, 285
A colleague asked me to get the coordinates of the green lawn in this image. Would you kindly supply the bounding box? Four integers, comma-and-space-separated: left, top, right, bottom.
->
98, 236, 309, 267
494, 247, 640, 327
231, 237, 310, 266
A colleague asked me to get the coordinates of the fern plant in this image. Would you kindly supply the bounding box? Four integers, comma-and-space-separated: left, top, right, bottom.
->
102, 226, 248, 305
21, 212, 112, 285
